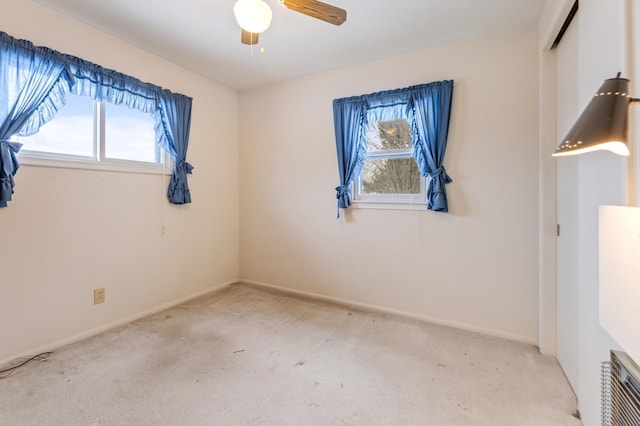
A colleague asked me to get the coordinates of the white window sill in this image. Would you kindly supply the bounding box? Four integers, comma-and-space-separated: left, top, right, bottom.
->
18, 153, 171, 176
351, 200, 428, 211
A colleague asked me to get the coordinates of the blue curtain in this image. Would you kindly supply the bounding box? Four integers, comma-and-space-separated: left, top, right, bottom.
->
408, 80, 454, 212
332, 80, 454, 214
156, 91, 193, 204
0, 32, 74, 207
0, 31, 193, 207
333, 96, 368, 215
61, 54, 194, 205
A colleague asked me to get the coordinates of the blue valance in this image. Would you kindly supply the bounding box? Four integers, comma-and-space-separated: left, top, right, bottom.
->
0, 31, 193, 207
63, 55, 159, 114
333, 80, 454, 213
363, 88, 410, 123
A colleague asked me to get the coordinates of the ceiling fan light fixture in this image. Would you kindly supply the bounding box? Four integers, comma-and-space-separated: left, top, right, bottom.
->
234, 0, 273, 34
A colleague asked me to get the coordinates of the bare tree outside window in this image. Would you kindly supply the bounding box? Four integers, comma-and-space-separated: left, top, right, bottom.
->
361, 119, 421, 195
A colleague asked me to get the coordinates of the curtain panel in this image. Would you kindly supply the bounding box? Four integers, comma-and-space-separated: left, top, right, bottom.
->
0, 32, 74, 207
332, 95, 368, 217
332, 80, 454, 213
157, 90, 193, 204
0, 31, 193, 207
408, 81, 454, 212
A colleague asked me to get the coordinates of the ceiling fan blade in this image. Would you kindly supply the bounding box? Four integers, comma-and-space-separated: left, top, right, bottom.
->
241, 29, 259, 45
280, 0, 347, 26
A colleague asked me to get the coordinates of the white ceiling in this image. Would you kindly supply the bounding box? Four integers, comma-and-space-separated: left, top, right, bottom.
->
34, 0, 547, 91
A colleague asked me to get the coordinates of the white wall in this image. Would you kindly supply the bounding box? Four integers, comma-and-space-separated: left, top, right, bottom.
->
540, 0, 630, 425
573, 1, 628, 423
240, 27, 540, 344
0, 1, 240, 364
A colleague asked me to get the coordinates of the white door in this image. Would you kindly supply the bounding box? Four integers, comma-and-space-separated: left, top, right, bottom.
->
555, 12, 580, 392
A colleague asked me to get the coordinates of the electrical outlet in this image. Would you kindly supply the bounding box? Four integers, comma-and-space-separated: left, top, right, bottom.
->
94, 288, 105, 305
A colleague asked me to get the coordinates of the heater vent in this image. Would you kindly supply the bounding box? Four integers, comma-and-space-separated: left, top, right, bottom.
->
602, 351, 640, 425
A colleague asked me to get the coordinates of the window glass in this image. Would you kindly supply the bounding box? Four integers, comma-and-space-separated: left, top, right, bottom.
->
361, 158, 421, 195
104, 102, 158, 163
18, 94, 94, 157
355, 117, 425, 204
367, 118, 412, 151
17, 95, 161, 171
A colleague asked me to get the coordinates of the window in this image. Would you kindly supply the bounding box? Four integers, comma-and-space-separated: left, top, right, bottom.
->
333, 80, 453, 215
17, 93, 161, 170
0, 30, 193, 208
18, 94, 94, 157
354, 118, 426, 206
104, 101, 159, 163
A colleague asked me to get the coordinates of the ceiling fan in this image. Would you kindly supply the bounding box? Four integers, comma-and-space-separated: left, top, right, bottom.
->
234, 0, 347, 46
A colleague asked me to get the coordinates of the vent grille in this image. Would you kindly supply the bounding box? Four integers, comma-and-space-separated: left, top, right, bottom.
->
602, 351, 640, 426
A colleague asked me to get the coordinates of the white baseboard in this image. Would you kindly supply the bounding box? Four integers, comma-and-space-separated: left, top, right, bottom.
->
2, 278, 538, 368
1, 280, 236, 367
240, 279, 538, 347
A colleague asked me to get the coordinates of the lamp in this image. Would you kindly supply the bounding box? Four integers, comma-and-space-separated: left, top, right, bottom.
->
234, 0, 273, 34
553, 75, 640, 157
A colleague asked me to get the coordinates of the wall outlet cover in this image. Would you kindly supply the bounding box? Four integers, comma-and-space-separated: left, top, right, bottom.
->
94, 288, 105, 305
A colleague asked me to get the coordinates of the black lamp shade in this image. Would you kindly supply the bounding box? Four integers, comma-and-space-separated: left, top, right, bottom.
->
553, 77, 632, 157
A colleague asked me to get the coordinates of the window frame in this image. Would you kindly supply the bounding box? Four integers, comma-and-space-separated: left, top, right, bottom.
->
16, 96, 169, 176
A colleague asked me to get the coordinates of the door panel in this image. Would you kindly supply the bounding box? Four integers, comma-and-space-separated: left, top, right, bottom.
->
555, 12, 580, 392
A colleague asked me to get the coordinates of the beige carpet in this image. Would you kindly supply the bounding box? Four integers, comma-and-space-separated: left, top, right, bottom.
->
0, 283, 580, 425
